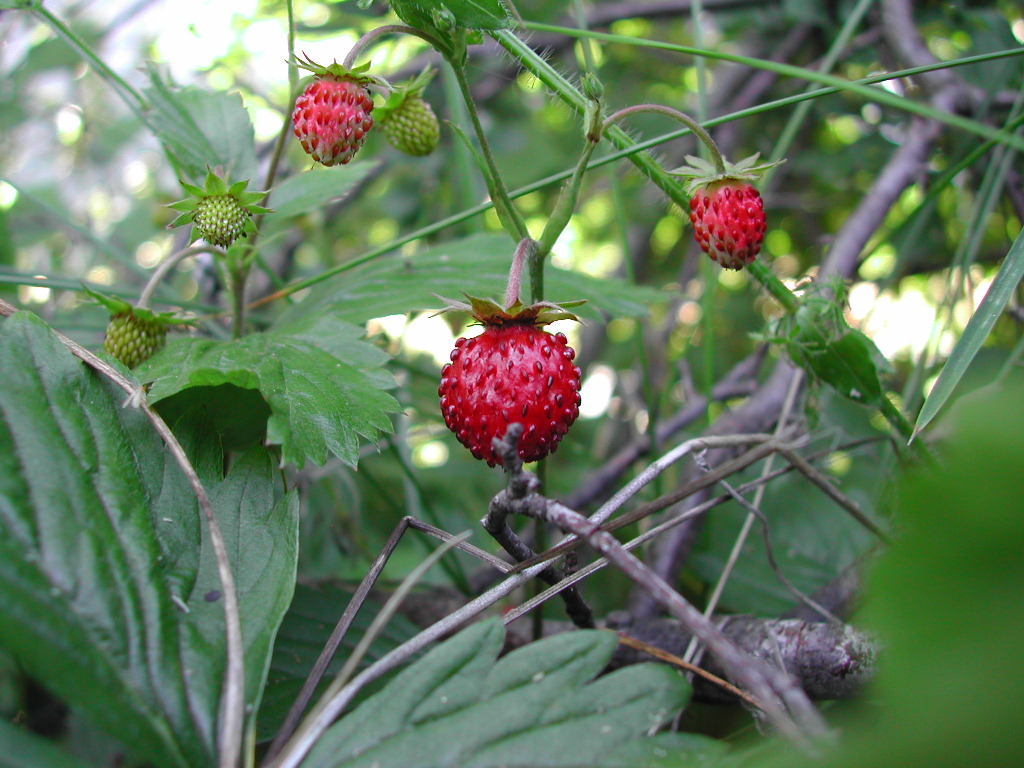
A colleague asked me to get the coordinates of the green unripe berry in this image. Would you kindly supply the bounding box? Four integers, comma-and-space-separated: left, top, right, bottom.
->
193, 194, 249, 248
381, 96, 440, 157
103, 312, 167, 368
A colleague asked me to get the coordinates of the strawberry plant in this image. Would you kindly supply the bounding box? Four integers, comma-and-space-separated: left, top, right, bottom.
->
1, 1, 1023, 768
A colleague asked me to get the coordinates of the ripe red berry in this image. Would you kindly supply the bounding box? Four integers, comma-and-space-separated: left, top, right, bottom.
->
689, 180, 766, 270
439, 322, 582, 467
292, 72, 374, 166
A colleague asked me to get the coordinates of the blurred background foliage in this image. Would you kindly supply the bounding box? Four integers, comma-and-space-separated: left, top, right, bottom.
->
1, 0, 1023, 760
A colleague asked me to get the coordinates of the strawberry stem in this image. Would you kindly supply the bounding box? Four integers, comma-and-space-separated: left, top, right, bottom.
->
602, 104, 726, 175
505, 238, 537, 308
448, 58, 531, 243
343, 24, 443, 70
746, 261, 799, 314
137, 245, 219, 309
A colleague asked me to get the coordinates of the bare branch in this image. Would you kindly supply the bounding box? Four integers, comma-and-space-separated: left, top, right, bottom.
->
606, 615, 877, 704
491, 424, 830, 745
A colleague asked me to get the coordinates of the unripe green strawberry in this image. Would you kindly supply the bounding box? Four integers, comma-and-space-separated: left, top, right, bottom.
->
378, 67, 440, 157
168, 170, 270, 249
193, 194, 249, 248
381, 95, 439, 156
104, 311, 167, 369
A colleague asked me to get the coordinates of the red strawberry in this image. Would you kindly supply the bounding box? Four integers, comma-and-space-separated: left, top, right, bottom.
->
291, 57, 378, 166
689, 181, 765, 270
672, 153, 777, 270
438, 296, 583, 467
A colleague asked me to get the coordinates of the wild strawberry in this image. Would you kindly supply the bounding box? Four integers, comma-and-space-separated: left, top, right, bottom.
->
672, 153, 777, 270
168, 170, 270, 249
292, 57, 379, 166
378, 68, 440, 157
438, 296, 583, 467
86, 288, 186, 370
689, 181, 765, 270
104, 311, 168, 369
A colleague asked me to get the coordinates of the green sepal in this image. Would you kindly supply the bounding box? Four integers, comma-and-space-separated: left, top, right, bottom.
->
670, 152, 782, 194
434, 292, 585, 326
82, 285, 190, 326
291, 54, 388, 89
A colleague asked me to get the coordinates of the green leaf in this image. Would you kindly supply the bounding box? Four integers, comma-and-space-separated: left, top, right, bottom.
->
183, 447, 299, 741
278, 233, 664, 326
137, 314, 399, 468
604, 732, 730, 767
0, 311, 298, 768
301, 620, 690, 768
779, 300, 886, 406
913, 225, 1024, 438
0, 720, 96, 768
144, 68, 258, 182
268, 163, 379, 218
802, 329, 884, 405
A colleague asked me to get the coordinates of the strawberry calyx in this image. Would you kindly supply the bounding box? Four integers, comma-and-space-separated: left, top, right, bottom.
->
434, 293, 585, 327
167, 169, 271, 247
669, 152, 780, 195
83, 285, 190, 327
291, 54, 388, 90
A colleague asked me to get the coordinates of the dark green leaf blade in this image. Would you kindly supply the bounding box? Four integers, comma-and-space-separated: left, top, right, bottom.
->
301, 620, 690, 768
182, 447, 299, 737
0, 312, 301, 767
808, 329, 884, 406
0, 719, 96, 768
0, 311, 212, 768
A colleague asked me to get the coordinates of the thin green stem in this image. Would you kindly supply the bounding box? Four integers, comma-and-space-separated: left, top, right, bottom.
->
448, 58, 530, 242
689, 0, 709, 127
229, 265, 249, 339
570, 0, 597, 74
137, 245, 219, 309
520, 23, 1024, 153
343, 24, 442, 70
442, 66, 483, 232
603, 104, 724, 173
534, 136, 600, 300
747, 261, 799, 314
